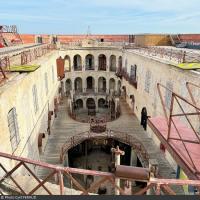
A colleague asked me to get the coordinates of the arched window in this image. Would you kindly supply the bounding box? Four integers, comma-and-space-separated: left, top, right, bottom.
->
145, 70, 151, 93
73, 55, 82, 71
110, 55, 116, 72
7, 108, 20, 151
98, 54, 107, 71
32, 84, 39, 113
130, 65, 137, 80
76, 99, 83, 109
64, 55, 71, 72
85, 54, 94, 70
98, 77, 106, 93
86, 76, 95, 91
74, 77, 83, 92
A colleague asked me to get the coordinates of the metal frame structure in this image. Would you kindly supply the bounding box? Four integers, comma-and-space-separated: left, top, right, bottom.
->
1, 151, 200, 195
0, 25, 22, 46
186, 82, 200, 122
148, 83, 200, 180
21, 44, 55, 65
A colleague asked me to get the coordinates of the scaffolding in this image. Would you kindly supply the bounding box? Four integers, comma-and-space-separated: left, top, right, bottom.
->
148, 83, 200, 180
0, 25, 22, 47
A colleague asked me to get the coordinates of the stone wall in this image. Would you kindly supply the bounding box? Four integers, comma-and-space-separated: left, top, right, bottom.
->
121, 50, 200, 169
0, 51, 60, 174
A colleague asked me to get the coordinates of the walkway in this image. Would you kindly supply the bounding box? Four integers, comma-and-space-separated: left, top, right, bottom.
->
37, 97, 183, 194
37, 98, 89, 180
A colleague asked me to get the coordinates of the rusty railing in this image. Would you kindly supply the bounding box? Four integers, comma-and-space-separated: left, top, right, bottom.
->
1, 151, 200, 195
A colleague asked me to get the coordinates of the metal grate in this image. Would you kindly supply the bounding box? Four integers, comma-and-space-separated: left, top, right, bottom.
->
7, 108, 20, 152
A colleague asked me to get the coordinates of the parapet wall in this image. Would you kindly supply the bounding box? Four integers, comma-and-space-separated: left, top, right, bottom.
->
20, 34, 130, 44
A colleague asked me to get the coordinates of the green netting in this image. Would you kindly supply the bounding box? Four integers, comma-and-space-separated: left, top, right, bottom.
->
9, 65, 40, 72
177, 63, 200, 70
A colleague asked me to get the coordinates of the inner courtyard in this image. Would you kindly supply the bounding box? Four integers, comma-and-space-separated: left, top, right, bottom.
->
0, 30, 200, 196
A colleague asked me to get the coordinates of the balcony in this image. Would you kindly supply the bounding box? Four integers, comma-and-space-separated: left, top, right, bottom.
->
98, 65, 107, 71
115, 70, 123, 79
98, 88, 107, 94
129, 77, 138, 89
85, 65, 95, 70
85, 88, 95, 93
74, 65, 82, 71
74, 89, 83, 94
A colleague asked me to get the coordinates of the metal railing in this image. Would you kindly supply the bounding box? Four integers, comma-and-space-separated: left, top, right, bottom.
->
73, 65, 82, 71
149, 83, 200, 180
1, 149, 200, 195
131, 47, 200, 64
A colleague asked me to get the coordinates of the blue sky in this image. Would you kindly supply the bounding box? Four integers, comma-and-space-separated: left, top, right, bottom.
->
0, 0, 200, 34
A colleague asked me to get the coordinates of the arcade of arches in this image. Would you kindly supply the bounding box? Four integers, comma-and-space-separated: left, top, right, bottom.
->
62, 54, 122, 72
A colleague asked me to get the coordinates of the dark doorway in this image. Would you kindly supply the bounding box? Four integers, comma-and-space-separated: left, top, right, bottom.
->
86, 77, 94, 90
86, 98, 96, 115
85, 54, 94, 70
98, 54, 107, 71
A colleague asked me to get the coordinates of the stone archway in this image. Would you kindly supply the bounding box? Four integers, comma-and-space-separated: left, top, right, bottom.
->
74, 77, 83, 93
117, 80, 121, 96
98, 54, 107, 71
76, 99, 83, 109
109, 78, 116, 93
98, 98, 106, 108
86, 76, 95, 92
85, 54, 95, 70
110, 55, 117, 72
60, 131, 150, 169
64, 55, 71, 72
98, 77, 106, 93
65, 79, 72, 96
86, 98, 96, 116
73, 54, 82, 71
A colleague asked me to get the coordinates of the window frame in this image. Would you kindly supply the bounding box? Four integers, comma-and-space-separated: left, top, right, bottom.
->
7, 108, 20, 152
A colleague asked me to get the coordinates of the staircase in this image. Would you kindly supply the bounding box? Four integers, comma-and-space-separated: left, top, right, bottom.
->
37, 97, 183, 194
37, 98, 89, 181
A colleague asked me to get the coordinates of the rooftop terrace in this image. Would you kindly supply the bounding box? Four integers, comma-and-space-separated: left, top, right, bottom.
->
128, 46, 200, 71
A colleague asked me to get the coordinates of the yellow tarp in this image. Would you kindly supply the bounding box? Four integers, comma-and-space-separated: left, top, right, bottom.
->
177, 63, 200, 70
9, 65, 40, 72
180, 169, 189, 194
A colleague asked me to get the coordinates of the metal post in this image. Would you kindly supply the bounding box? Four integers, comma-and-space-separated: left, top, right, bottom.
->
58, 171, 64, 195
111, 146, 125, 195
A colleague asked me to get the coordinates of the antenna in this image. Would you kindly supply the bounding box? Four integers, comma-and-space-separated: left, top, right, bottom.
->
86, 26, 91, 37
